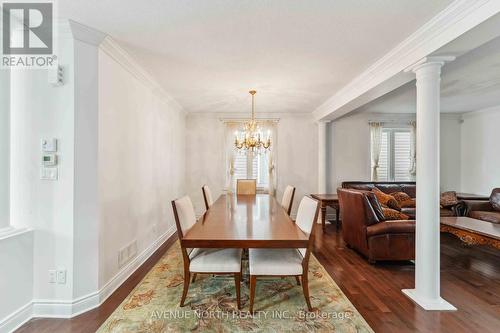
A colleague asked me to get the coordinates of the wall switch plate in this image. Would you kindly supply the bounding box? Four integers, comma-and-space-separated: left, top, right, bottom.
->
42, 138, 57, 152
40, 167, 58, 180
57, 269, 66, 284
48, 270, 56, 283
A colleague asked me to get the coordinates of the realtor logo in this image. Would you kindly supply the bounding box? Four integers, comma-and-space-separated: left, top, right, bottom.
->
2, 1, 55, 67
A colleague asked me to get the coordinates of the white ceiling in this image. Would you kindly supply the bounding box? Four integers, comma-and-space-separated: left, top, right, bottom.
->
58, 0, 453, 113
355, 35, 500, 114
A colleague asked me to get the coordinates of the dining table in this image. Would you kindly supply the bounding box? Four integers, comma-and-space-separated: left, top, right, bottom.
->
182, 194, 309, 249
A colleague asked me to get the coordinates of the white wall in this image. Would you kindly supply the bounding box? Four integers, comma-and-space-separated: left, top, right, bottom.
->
185, 113, 317, 217
0, 231, 33, 327
97, 48, 186, 287
0, 69, 9, 229
460, 108, 500, 195
10, 35, 76, 302
327, 112, 462, 192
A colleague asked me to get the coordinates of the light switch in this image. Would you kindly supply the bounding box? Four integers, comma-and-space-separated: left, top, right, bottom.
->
40, 167, 58, 180
42, 138, 57, 152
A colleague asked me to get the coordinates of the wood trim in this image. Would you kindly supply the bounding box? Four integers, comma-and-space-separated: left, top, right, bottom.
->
441, 225, 500, 249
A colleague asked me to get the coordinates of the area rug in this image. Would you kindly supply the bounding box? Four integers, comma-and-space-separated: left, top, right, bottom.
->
97, 242, 373, 332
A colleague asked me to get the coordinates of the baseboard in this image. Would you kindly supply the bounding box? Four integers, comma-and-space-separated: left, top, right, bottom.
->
0, 225, 176, 332
0, 302, 33, 333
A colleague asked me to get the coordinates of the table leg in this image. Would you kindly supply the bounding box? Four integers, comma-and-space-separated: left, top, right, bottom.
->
321, 205, 327, 231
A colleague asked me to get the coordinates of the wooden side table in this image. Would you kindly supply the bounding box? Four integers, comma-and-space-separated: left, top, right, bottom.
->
310, 194, 340, 232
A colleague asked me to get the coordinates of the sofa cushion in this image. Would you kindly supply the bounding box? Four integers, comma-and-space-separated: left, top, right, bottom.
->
366, 220, 415, 237
469, 211, 500, 224
490, 188, 500, 212
401, 185, 416, 198
376, 184, 403, 194
373, 188, 400, 211
400, 198, 416, 208
401, 207, 416, 219
382, 207, 409, 221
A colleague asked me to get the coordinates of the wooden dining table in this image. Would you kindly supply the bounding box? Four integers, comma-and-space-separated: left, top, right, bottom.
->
182, 194, 309, 249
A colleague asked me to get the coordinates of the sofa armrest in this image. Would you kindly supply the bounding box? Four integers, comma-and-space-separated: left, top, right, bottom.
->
366, 220, 415, 237
463, 200, 492, 214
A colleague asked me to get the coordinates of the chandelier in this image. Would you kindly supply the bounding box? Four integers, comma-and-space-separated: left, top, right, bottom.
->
234, 90, 272, 153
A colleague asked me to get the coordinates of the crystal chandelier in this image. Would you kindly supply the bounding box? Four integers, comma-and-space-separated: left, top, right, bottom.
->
234, 90, 272, 153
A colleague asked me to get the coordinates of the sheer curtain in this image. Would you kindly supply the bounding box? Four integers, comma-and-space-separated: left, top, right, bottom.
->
370, 122, 382, 181
259, 120, 278, 196
409, 120, 417, 180
224, 122, 241, 194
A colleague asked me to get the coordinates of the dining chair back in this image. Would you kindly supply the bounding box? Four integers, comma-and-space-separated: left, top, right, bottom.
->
202, 185, 214, 210
247, 196, 319, 313
172, 196, 197, 238
236, 179, 257, 195
281, 185, 296, 215
171, 195, 243, 309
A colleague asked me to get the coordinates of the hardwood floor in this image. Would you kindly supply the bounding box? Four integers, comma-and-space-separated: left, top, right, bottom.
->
16, 224, 500, 333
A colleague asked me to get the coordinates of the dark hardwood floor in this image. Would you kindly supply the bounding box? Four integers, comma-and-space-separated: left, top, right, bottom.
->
16, 224, 500, 333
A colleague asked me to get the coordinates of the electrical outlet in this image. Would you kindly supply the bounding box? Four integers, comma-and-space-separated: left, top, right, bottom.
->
57, 269, 66, 284
48, 270, 56, 283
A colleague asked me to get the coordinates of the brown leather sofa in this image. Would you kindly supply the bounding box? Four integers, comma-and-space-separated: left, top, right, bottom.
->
341, 181, 462, 218
464, 188, 500, 224
337, 188, 415, 263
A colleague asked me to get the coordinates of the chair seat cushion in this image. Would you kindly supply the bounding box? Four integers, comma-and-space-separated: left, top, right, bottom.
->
189, 248, 242, 273
469, 211, 500, 224
249, 248, 303, 276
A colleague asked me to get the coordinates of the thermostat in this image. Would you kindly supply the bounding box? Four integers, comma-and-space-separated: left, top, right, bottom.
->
42, 154, 57, 166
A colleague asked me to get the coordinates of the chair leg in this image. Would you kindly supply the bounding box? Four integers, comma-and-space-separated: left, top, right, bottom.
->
191, 273, 197, 283
295, 276, 301, 286
249, 275, 257, 313
234, 273, 241, 310
180, 270, 191, 307
301, 271, 313, 311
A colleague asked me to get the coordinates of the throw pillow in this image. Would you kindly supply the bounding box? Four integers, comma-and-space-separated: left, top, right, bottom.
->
440, 191, 458, 208
391, 191, 412, 204
382, 207, 410, 221
400, 198, 416, 208
373, 187, 401, 211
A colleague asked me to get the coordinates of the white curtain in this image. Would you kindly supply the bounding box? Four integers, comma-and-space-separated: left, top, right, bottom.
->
260, 120, 278, 196
370, 122, 382, 181
224, 122, 240, 193
409, 120, 417, 180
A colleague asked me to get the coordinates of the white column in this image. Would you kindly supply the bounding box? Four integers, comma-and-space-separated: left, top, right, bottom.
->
318, 121, 329, 193
402, 57, 456, 311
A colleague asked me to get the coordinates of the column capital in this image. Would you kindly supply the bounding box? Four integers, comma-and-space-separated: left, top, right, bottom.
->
404, 56, 456, 74
316, 120, 331, 125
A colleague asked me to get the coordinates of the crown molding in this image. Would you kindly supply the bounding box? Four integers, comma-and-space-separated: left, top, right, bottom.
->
188, 111, 311, 119
462, 104, 500, 119
99, 37, 184, 113
313, 0, 500, 121
68, 20, 107, 46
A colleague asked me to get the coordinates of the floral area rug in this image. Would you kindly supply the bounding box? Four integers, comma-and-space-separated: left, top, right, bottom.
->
97, 242, 373, 333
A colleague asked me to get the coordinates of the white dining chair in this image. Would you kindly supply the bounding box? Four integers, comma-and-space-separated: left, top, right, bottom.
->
202, 184, 214, 210
248, 196, 319, 312
281, 185, 296, 216
172, 195, 243, 308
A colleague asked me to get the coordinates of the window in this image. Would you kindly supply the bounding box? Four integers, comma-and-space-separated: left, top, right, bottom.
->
234, 152, 269, 188
373, 128, 411, 181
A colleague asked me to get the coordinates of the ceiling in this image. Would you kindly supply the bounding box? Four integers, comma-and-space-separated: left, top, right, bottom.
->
355, 34, 500, 114
58, 0, 453, 113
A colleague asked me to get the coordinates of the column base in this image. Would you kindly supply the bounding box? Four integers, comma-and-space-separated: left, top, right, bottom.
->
402, 289, 457, 311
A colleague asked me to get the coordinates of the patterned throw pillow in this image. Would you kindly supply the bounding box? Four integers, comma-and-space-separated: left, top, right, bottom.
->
372, 187, 400, 211
391, 191, 412, 204
400, 198, 416, 208
382, 207, 410, 221
440, 191, 458, 208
